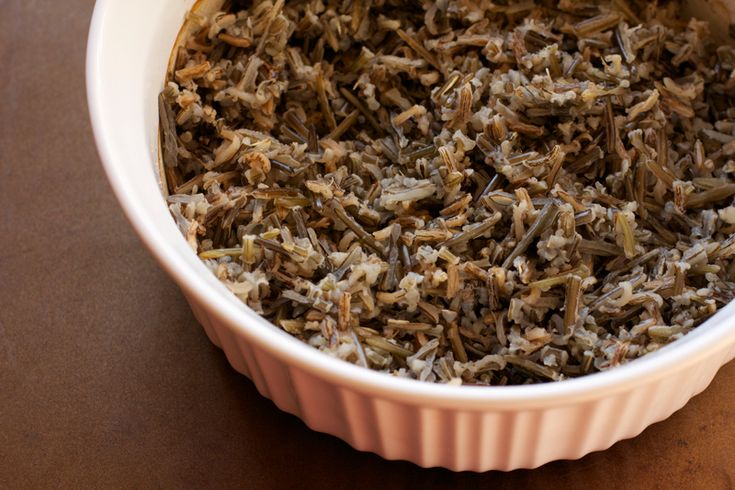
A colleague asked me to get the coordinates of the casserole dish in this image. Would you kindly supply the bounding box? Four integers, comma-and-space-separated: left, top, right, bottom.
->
87, 0, 735, 470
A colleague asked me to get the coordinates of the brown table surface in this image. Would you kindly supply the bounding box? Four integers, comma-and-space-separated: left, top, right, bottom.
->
1, 1, 734, 488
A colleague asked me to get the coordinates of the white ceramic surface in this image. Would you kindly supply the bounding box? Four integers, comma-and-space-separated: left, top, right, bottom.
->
87, 0, 735, 471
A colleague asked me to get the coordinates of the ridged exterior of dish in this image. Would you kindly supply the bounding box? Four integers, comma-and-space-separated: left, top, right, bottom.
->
185, 293, 735, 471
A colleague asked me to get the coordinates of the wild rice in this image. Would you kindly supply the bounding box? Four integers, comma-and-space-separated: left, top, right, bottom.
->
161, 0, 735, 385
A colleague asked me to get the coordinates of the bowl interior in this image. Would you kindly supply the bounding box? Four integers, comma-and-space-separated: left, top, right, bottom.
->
87, 0, 735, 407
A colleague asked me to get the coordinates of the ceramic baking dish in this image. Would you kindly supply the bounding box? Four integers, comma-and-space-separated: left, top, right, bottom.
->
87, 0, 735, 471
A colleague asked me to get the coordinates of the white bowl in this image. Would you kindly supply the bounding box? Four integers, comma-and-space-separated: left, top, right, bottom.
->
87, 0, 735, 471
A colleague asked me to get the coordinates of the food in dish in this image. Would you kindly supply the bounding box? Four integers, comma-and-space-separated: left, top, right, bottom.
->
159, 0, 735, 385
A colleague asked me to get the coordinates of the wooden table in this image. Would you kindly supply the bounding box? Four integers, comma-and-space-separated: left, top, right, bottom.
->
1, 1, 733, 487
